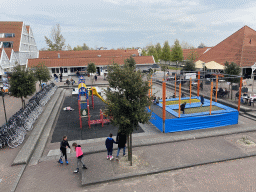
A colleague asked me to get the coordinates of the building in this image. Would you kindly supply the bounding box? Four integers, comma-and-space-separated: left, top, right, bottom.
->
196, 25, 256, 76
27, 50, 155, 76
0, 21, 39, 76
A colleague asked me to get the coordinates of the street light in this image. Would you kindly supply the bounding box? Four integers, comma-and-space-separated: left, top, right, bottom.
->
0, 91, 8, 124
202, 62, 206, 80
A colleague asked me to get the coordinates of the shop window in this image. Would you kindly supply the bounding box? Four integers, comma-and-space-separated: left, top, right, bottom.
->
56, 68, 59, 73
70, 68, 74, 72
51, 68, 55, 73
64, 68, 67, 73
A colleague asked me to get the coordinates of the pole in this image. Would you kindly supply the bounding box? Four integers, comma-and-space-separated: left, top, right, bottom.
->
151, 78, 153, 97
148, 81, 151, 110
238, 77, 243, 111
197, 71, 200, 97
253, 74, 254, 93
178, 83, 181, 118
210, 82, 213, 115
190, 77, 192, 104
162, 81, 166, 133
215, 75, 218, 102
175, 74, 177, 97
1, 94, 7, 124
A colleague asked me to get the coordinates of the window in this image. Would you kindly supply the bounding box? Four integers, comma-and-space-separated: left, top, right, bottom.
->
56, 68, 59, 73
70, 68, 74, 72
51, 68, 55, 73
5, 33, 15, 38
64, 68, 67, 73
2, 42, 13, 48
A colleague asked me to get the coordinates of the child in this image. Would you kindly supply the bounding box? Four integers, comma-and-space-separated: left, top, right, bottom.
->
180, 102, 186, 114
105, 133, 116, 160
72, 143, 87, 173
200, 95, 204, 107
58, 136, 70, 164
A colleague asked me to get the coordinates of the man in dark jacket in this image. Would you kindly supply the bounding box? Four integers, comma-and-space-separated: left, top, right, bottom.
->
116, 131, 126, 160
180, 102, 186, 114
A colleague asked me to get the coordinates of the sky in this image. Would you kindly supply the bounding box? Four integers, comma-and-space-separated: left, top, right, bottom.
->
1, 0, 256, 50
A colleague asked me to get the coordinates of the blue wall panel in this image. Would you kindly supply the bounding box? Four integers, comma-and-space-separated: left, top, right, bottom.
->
164, 111, 239, 133
150, 112, 163, 132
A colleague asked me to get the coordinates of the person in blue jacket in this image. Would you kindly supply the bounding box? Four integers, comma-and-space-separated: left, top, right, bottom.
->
200, 95, 205, 107
105, 133, 116, 160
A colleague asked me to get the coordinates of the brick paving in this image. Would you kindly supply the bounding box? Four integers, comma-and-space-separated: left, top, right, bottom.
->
2, 73, 256, 191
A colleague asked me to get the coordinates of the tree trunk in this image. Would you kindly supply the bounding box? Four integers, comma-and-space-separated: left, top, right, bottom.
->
127, 133, 133, 166
130, 133, 132, 166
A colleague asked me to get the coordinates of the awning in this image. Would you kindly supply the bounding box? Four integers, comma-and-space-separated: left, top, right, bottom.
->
195, 60, 204, 69
205, 61, 225, 70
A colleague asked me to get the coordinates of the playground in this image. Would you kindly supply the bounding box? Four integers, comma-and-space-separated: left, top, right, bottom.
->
51, 76, 144, 142
149, 72, 242, 133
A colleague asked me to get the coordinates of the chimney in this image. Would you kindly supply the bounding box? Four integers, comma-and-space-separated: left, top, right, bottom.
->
58, 53, 60, 58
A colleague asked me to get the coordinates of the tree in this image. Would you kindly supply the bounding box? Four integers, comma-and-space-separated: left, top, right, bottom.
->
183, 61, 196, 71
141, 49, 147, 56
73, 46, 83, 51
74, 43, 90, 51
45, 24, 65, 51
224, 61, 241, 100
180, 41, 195, 49
105, 57, 152, 166
82, 43, 90, 50
9, 64, 36, 109
66, 44, 72, 50
155, 43, 162, 63
125, 56, 136, 68
170, 39, 183, 64
187, 48, 199, 61
33, 62, 51, 88
161, 41, 171, 65
147, 45, 159, 63
160, 64, 169, 80
198, 42, 206, 48
87, 62, 96, 74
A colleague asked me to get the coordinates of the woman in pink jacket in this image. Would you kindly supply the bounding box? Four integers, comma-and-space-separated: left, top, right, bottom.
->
72, 143, 87, 173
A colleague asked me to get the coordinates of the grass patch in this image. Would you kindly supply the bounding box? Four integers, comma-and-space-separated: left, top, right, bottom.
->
173, 106, 223, 114
162, 99, 200, 105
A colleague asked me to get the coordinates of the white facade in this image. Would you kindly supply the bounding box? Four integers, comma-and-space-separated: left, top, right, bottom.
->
0, 22, 39, 76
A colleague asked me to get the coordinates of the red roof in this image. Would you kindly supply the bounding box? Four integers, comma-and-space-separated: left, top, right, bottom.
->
0, 21, 24, 52
39, 50, 139, 59
27, 56, 154, 68
196, 25, 256, 67
182, 47, 211, 60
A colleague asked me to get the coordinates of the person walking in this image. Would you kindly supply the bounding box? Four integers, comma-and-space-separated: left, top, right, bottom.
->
58, 136, 71, 164
60, 73, 63, 82
200, 95, 205, 107
180, 102, 186, 114
105, 133, 116, 160
116, 131, 126, 160
72, 143, 87, 173
94, 75, 97, 81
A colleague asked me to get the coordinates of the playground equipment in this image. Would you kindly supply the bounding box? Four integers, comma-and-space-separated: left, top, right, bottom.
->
149, 72, 242, 133
77, 76, 111, 129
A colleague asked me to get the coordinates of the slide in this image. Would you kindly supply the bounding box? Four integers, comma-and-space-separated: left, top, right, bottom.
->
91, 87, 106, 103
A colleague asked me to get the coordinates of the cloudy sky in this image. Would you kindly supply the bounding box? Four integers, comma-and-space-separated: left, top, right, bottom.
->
1, 0, 256, 50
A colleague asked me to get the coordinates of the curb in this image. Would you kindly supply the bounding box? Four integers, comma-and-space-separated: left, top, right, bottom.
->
29, 89, 66, 166
82, 152, 256, 186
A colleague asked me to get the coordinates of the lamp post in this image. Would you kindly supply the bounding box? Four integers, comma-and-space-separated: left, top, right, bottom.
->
0, 91, 8, 124
202, 62, 206, 80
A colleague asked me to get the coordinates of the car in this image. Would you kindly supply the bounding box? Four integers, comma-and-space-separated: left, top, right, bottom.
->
142, 68, 153, 73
